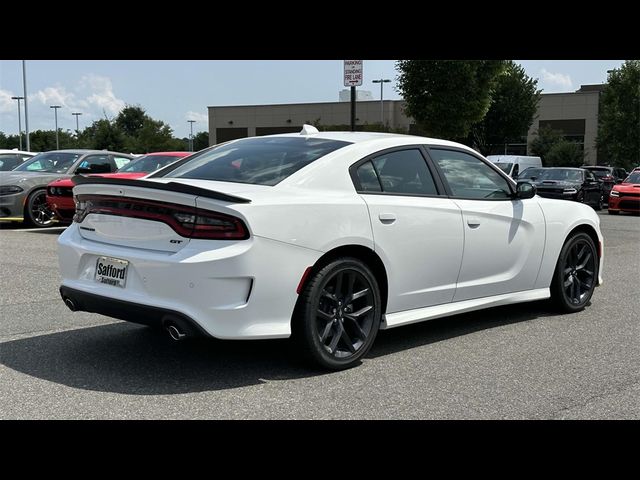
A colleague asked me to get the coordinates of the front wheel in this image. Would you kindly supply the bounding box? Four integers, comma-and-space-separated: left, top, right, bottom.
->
24, 189, 55, 228
550, 232, 598, 313
293, 257, 382, 370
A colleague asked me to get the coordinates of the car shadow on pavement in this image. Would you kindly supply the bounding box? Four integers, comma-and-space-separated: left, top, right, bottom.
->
0, 300, 560, 395
0, 322, 322, 395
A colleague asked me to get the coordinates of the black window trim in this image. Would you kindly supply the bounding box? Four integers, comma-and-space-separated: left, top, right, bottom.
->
424, 145, 518, 201
349, 145, 448, 198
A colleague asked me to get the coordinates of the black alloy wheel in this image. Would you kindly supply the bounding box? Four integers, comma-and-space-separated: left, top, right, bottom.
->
551, 232, 598, 312
24, 189, 55, 227
293, 257, 381, 370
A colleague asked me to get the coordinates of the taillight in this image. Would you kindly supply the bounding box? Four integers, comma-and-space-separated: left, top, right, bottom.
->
73, 194, 249, 240
173, 211, 248, 239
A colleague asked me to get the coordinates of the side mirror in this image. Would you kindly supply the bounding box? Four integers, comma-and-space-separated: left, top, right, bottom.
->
515, 182, 536, 199
75, 167, 92, 174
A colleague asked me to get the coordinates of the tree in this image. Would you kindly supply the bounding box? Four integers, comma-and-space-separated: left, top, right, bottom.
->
545, 141, 584, 167
529, 125, 564, 162
115, 105, 147, 137
396, 60, 506, 139
469, 61, 541, 155
125, 118, 184, 153
192, 131, 210, 151
80, 119, 126, 151
597, 60, 640, 170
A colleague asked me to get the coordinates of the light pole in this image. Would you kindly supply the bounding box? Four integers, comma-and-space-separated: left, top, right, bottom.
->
22, 60, 30, 151
72, 112, 82, 135
188, 120, 196, 152
11, 96, 24, 150
372, 78, 391, 126
50, 105, 62, 149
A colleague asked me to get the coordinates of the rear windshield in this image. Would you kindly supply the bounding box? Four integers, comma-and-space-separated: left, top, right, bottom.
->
158, 136, 351, 186
14, 152, 81, 173
118, 154, 185, 173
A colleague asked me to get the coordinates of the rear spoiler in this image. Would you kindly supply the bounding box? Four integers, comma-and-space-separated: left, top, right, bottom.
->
70, 176, 251, 204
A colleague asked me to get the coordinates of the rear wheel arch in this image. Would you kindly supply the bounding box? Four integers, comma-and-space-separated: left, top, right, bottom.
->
294, 244, 389, 316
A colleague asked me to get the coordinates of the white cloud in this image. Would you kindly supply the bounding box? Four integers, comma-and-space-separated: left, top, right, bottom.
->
1, 74, 127, 133
540, 68, 573, 91
0, 88, 17, 113
185, 110, 208, 125
80, 74, 125, 115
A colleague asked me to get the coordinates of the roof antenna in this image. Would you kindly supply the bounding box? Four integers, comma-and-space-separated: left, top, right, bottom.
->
300, 124, 319, 135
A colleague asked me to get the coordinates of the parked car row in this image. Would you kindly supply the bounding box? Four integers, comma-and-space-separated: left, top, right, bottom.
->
0, 149, 190, 227
516, 165, 640, 214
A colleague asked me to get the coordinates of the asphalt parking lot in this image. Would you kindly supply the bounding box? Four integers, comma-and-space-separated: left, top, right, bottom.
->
1, 212, 638, 420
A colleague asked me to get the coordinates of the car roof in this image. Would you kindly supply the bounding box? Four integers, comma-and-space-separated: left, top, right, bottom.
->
264, 130, 472, 149
0, 149, 35, 155
41, 149, 121, 154
143, 151, 190, 156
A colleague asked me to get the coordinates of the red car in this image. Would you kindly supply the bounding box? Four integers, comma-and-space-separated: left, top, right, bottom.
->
46, 152, 190, 223
608, 169, 640, 215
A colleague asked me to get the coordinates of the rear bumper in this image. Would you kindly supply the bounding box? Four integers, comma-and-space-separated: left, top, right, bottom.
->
58, 223, 322, 339
60, 285, 210, 336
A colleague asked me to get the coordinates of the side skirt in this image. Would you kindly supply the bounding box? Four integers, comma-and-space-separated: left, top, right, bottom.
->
381, 288, 550, 329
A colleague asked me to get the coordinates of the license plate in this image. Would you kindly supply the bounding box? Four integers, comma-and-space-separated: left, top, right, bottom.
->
95, 256, 129, 288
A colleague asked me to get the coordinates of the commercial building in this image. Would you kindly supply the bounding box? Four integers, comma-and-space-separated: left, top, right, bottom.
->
207, 84, 606, 165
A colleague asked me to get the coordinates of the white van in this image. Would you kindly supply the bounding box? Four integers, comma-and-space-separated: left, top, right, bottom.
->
486, 155, 542, 179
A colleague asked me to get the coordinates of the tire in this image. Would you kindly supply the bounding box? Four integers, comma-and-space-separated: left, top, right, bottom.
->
292, 257, 382, 370
594, 194, 603, 211
608, 210, 619, 215
550, 232, 598, 313
24, 189, 55, 228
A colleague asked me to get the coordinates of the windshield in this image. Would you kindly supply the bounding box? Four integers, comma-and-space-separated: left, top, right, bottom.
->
624, 172, 640, 184
158, 136, 351, 186
118, 154, 185, 173
14, 152, 81, 173
538, 169, 583, 182
518, 167, 544, 179
495, 163, 513, 174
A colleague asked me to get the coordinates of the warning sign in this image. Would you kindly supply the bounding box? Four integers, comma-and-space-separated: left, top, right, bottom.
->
344, 60, 363, 87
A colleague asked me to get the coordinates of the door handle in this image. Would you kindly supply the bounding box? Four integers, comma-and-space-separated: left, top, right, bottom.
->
467, 217, 481, 228
378, 213, 396, 224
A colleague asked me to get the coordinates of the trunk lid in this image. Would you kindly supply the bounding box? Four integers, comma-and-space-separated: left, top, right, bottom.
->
72, 177, 252, 253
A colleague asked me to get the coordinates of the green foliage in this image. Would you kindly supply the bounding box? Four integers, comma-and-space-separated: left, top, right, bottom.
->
396, 60, 506, 139
115, 105, 147, 137
470, 61, 541, 155
192, 131, 210, 151
529, 125, 564, 161
545, 141, 584, 167
530, 125, 584, 167
597, 60, 640, 171
79, 119, 126, 151
19, 130, 78, 151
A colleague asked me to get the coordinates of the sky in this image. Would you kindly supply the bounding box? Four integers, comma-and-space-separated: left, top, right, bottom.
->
0, 60, 625, 140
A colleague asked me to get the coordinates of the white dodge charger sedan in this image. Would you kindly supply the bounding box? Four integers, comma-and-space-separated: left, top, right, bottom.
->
58, 126, 603, 369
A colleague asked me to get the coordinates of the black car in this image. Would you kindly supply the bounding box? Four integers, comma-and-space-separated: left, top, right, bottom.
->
533, 167, 603, 210
581, 165, 628, 198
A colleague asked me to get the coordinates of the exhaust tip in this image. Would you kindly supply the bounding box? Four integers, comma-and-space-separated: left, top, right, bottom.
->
63, 297, 77, 312
166, 324, 187, 341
